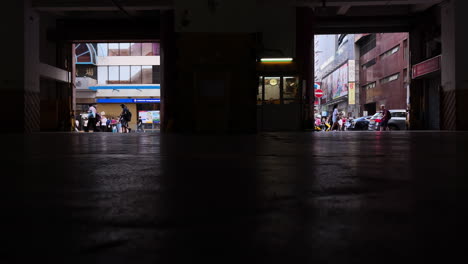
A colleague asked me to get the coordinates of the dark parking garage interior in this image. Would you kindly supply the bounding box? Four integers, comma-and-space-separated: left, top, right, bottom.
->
1, 1, 466, 263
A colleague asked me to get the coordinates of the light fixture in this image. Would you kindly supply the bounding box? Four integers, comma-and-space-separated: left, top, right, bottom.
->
260, 58, 293, 62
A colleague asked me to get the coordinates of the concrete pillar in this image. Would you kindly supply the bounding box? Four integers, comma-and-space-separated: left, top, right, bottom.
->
160, 10, 177, 132
296, 7, 315, 128
409, 22, 425, 130
441, 0, 468, 130
0, 0, 40, 133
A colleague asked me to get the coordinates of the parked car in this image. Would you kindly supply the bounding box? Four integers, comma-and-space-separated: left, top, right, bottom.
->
368, 112, 382, 131
368, 109, 407, 130
387, 109, 407, 130
349, 115, 372, 130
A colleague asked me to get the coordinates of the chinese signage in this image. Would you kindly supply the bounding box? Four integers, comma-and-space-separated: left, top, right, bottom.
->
348, 82, 355, 105
348, 60, 355, 82
412, 55, 441, 79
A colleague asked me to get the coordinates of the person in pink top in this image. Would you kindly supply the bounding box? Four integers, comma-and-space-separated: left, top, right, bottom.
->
315, 116, 321, 126
341, 115, 347, 131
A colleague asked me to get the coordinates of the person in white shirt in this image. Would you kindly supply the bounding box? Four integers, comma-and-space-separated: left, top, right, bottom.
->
331, 105, 340, 131
100, 111, 108, 132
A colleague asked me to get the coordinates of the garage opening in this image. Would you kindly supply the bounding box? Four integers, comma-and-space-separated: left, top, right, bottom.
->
313, 31, 441, 131
74, 42, 161, 133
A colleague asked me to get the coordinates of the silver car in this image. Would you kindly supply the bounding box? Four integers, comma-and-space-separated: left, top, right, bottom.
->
368, 109, 407, 130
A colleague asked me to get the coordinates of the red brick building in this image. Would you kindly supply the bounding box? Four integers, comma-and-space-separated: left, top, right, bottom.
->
356, 33, 409, 115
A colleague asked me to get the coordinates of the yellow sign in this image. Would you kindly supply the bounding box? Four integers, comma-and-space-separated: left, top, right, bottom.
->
348, 82, 355, 105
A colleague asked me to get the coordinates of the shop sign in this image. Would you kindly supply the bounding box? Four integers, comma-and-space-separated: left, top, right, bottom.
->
348, 82, 355, 105
348, 60, 355, 82
133, 99, 160, 103
96, 98, 161, 103
412, 55, 441, 79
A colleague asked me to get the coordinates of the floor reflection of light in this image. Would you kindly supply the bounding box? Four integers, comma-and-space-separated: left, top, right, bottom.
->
374, 131, 383, 154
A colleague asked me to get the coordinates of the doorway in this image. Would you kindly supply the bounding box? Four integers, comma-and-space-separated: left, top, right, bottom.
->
257, 75, 301, 131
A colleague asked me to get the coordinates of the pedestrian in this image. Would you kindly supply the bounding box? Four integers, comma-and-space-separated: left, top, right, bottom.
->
320, 117, 327, 131
106, 116, 112, 132
379, 104, 391, 131
137, 117, 145, 132
345, 116, 353, 131
74, 116, 80, 132
406, 106, 410, 130
338, 116, 343, 131
325, 116, 332, 131
314, 116, 322, 131
110, 117, 118, 133
100, 111, 108, 132
75, 113, 81, 132
87, 104, 97, 132
341, 115, 347, 131
116, 118, 122, 133
119, 104, 131, 133
331, 105, 339, 131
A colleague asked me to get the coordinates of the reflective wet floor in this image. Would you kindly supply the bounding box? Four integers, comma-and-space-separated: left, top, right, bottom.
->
3, 131, 464, 263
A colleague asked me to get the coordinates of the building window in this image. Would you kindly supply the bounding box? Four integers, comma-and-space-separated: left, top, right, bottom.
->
142, 43, 154, 56
97, 43, 108, 56
108, 66, 119, 84
153, 43, 160, 55
97, 66, 108, 85
337, 34, 348, 47
120, 66, 130, 84
264, 77, 280, 104
108, 43, 119, 56
380, 45, 400, 59
75, 43, 92, 63
359, 34, 376, 56
363, 82, 376, 89
130, 43, 142, 56
96, 42, 159, 56
142, 66, 153, 84
283, 76, 299, 104
380, 73, 399, 84
257, 76, 263, 105
131, 66, 142, 84
95, 65, 159, 84
119, 43, 130, 56
362, 58, 376, 70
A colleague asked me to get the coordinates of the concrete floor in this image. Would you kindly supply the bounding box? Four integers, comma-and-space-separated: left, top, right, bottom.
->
2, 131, 464, 264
